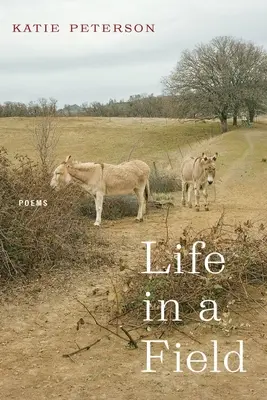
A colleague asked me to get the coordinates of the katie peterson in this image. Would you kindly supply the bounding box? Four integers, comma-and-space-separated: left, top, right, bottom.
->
12, 23, 155, 33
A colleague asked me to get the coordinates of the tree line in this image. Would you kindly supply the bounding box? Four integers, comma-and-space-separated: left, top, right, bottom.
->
1, 36, 267, 132
0, 95, 182, 119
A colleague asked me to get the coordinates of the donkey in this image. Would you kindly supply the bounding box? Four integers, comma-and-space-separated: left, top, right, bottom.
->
50, 156, 150, 226
181, 152, 218, 211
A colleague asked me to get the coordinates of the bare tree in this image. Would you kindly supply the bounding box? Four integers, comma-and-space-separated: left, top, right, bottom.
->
31, 99, 60, 174
229, 40, 267, 124
162, 36, 267, 132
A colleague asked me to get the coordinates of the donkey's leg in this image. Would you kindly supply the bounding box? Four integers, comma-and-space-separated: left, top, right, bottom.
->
187, 184, 193, 208
134, 188, 144, 222
94, 192, 104, 226
202, 185, 209, 211
194, 184, 200, 211
181, 181, 186, 206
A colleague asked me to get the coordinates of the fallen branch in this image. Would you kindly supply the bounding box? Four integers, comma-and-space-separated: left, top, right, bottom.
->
148, 200, 174, 209
76, 298, 129, 342
120, 325, 138, 348
63, 338, 102, 358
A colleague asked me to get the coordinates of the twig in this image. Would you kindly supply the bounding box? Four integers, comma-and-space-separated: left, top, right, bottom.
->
153, 161, 158, 178
63, 338, 102, 358
248, 295, 267, 315
120, 326, 138, 348
158, 331, 165, 339
127, 137, 140, 161
165, 204, 171, 243
67, 355, 77, 363
165, 151, 173, 170
173, 326, 202, 345
76, 298, 128, 342
186, 141, 192, 150
177, 145, 184, 159
75, 341, 81, 349
108, 305, 140, 324
109, 276, 120, 335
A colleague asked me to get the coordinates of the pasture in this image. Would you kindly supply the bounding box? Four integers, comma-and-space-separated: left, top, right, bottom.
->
1, 116, 267, 400
0, 116, 221, 164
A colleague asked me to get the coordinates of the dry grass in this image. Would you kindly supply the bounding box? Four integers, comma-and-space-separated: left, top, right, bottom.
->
0, 117, 222, 165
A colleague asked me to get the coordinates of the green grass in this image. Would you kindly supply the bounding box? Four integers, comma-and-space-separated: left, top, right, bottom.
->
0, 117, 222, 165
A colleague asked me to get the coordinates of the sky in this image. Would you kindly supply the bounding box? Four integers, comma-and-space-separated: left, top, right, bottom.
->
1, 0, 267, 107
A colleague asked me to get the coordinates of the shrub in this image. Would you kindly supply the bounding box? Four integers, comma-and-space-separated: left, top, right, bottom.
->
79, 195, 139, 220
118, 218, 267, 328
0, 147, 104, 283
149, 165, 181, 193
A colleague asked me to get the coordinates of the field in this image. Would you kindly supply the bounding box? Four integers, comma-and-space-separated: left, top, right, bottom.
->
0, 116, 221, 164
1, 117, 267, 400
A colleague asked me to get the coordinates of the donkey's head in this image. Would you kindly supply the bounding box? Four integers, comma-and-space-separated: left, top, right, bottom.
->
200, 152, 218, 184
50, 155, 73, 190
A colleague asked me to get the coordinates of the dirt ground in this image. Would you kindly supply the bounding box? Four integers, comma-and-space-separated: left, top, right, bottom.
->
1, 127, 267, 400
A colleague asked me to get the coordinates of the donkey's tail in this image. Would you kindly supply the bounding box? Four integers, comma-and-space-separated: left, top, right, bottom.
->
144, 179, 152, 202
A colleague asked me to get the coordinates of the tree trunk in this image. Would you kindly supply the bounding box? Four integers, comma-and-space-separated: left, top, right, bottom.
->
233, 115, 237, 126
221, 119, 228, 132
248, 108, 255, 123
233, 106, 238, 126
220, 113, 228, 133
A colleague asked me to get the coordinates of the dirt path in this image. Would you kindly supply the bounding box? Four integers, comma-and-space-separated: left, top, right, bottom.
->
1, 128, 267, 400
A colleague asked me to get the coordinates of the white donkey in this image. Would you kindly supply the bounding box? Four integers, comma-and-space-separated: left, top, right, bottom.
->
50, 155, 150, 226
181, 152, 218, 211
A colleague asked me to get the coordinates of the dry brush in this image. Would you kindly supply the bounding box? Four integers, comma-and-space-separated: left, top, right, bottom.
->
0, 147, 106, 283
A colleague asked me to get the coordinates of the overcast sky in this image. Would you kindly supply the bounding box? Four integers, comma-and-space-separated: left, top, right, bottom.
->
1, 0, 267, 107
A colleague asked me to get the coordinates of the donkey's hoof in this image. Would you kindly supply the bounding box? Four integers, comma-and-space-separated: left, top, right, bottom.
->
94, 221, 100, 226
135, 217, 143, 222
205, 206, 209, 211
182, 200, 186, 206
195, 206, 200, 212
188, 203, 192, 208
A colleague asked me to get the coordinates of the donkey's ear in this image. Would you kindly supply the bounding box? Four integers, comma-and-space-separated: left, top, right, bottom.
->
201, 152, 208, 161
213, 152, 218, 161
65, 155, 71, 162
